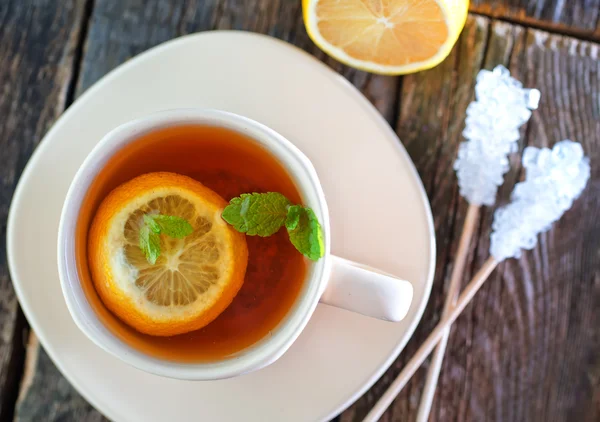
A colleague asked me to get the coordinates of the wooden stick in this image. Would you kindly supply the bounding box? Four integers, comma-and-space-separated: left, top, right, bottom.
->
416, 203, 480, 422
363, 256, 499, 422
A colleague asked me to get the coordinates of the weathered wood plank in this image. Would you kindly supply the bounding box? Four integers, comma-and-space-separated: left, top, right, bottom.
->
436, 24, 531, 422
0, 0, 87, 420
76, 0, 188, 94
470, 0, 600, 40
429, 21, 527, 422
16, 0, 399, 420
487, 27, 599, 422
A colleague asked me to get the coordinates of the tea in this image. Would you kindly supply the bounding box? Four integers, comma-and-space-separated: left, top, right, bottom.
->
76, 125, 307, 362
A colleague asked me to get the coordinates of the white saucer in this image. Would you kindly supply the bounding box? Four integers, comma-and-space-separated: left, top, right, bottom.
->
8, 32, 435, 421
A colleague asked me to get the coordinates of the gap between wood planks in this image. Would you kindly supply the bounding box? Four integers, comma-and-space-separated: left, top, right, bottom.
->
65, 0, 97, 107
468, 11, 600, 43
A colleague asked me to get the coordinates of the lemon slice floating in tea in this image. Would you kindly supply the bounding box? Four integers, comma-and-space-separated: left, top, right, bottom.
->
88, 172, 248, 337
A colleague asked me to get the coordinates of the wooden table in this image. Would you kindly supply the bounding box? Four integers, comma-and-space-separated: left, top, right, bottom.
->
1, 1, 598, 421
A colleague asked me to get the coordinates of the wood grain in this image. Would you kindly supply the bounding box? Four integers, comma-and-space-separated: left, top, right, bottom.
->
471, 0, 600, 40
495, 27, 600, 422
0, 1, 87, 420
434, 22, 528, 422
76, 0, 188, 94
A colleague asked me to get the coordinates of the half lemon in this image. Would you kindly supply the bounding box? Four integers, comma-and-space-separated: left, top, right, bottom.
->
303, 0, 469, 75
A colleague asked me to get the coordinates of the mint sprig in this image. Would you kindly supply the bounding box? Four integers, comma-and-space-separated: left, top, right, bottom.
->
222, 192, 325, 261
139, 214, 193, 264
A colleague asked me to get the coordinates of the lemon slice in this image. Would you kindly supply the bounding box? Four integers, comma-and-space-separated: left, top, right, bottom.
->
303, 0, 469, 75
88, 172, 248, 337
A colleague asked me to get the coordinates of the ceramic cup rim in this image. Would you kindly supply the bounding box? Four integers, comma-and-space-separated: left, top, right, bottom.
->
57, 108, 331, 380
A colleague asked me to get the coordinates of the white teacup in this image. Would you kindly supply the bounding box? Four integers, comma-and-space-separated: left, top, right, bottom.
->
57, 109, 413, 380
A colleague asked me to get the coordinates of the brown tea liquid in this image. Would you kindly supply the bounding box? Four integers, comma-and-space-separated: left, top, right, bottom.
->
75, 125, 307, 362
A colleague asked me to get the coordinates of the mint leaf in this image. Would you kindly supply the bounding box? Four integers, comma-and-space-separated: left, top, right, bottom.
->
222, 192, 290, 237
285, 205, 301, 230
143, 215, 161, 233
139, 214, 193, 264
286, 206, 325, 261
139, 225, 161, 265
152, 215, 193, 238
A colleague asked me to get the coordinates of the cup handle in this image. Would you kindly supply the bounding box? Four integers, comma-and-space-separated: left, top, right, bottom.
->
319, 255, 413, 322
